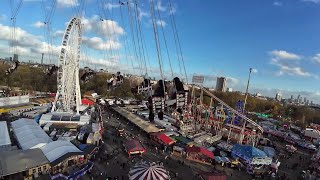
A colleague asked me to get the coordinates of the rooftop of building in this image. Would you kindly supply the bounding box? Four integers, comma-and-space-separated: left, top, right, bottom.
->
39, 113, 90, 123
0, 148, 49, 177
11, 118, 52, 149
0, 121, 11, 147
40, 140, 84, 166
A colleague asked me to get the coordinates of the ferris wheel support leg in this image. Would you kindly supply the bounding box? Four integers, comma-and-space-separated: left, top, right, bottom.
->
75, 67, 81, 115
227, 113, 235, 144
239, 121, 247, 144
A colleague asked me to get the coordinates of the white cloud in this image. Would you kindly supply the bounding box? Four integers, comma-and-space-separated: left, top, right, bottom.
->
30, 41, 61, 56
252, 68, 258, 73
227, 77, 240, 86
57, 0, 79, 8
0, 22, 126, 70
0, 24, 42, 48
0, 23, 62, 62
269, 49, 316, 77
137, 7, 149, 20
276, 65, 312, 77
81, 54, 119, 69
105, 3, 120, 10
312, 53, 320, 64
80, 15, 124, 51
156, 0, 167, 12
83, 36, 121, 50
273, 1, 283, 6
53, 30, 64, 38
32, 21, 45, 28
269, 50, 301, 60
302, 0, 320, 3
156, 20, 166, 27
0, 14, 6, 21
169, 6, 176, 14
81, 15, 124, 39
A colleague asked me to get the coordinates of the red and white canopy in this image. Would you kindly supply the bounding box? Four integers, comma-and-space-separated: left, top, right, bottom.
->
129, 162, 170, 180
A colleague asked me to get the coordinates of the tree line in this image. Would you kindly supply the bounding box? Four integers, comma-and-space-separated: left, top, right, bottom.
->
0, 63, 319, 126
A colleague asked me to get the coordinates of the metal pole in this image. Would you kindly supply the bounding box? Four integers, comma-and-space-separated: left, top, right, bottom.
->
243, 68, 252, 112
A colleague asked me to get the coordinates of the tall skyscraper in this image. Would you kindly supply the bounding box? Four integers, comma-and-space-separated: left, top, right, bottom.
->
13, 54, 18, 62
41, 53, 44, 64
304, 97, 307, 103
297, 94, 302, 103
216, 77, 227, 92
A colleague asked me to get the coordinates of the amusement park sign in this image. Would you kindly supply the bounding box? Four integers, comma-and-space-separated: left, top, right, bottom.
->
192, 75, 204, 84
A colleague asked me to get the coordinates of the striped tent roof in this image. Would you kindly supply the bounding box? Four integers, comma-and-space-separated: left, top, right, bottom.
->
31, 98, 55, 105
129, 162, 170, 180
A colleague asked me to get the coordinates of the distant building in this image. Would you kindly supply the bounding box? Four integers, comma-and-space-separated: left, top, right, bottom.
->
226, 87, 233, 92
290, 95, 294, 102
255, 92, 262, 97
307, 100, 310, 105
4, 57, 12, 61
275, 93, 282, 102
41, 53, 44, 64
297, 94, 302, 103
0, 94, 30, 107
215, 77, 226, 92
304, 97, 307, 103
13, 54, 18, 62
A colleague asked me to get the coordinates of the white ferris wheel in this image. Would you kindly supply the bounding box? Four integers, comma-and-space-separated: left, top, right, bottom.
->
52, 17, 82, 114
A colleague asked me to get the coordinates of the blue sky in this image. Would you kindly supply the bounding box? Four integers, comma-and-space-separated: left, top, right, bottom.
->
0, 0, 320, 103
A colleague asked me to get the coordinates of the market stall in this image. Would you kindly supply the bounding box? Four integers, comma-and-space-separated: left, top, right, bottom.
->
186, 146, 214, 165
124, 140, 146, 157
129, 161, 170, 180
231, 144, 272, 165
199, 171, 226, 180
171, 135, 193, 146
151, 133, 176, 146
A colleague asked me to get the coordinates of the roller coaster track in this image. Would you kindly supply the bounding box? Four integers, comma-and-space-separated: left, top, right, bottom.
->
199, 86, 264, 133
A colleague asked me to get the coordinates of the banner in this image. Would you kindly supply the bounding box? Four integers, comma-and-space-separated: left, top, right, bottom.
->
192, 75, 204, 84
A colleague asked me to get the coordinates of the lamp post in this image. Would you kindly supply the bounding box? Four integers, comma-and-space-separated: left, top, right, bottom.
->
243, 68, 252, 112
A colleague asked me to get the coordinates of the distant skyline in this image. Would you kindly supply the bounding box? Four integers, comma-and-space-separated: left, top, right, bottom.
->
0, 0, 319, 103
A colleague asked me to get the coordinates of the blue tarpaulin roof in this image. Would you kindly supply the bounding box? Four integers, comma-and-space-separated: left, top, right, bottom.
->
79, 144, 88, 151
231, 144, 268, 162
263, 146, 275, 158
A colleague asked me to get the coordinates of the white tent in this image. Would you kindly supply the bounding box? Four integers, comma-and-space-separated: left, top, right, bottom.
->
0, 121, 11, 148
129, 162, 170, 180
11, 118, 52, 150
40, 140, 82, 163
